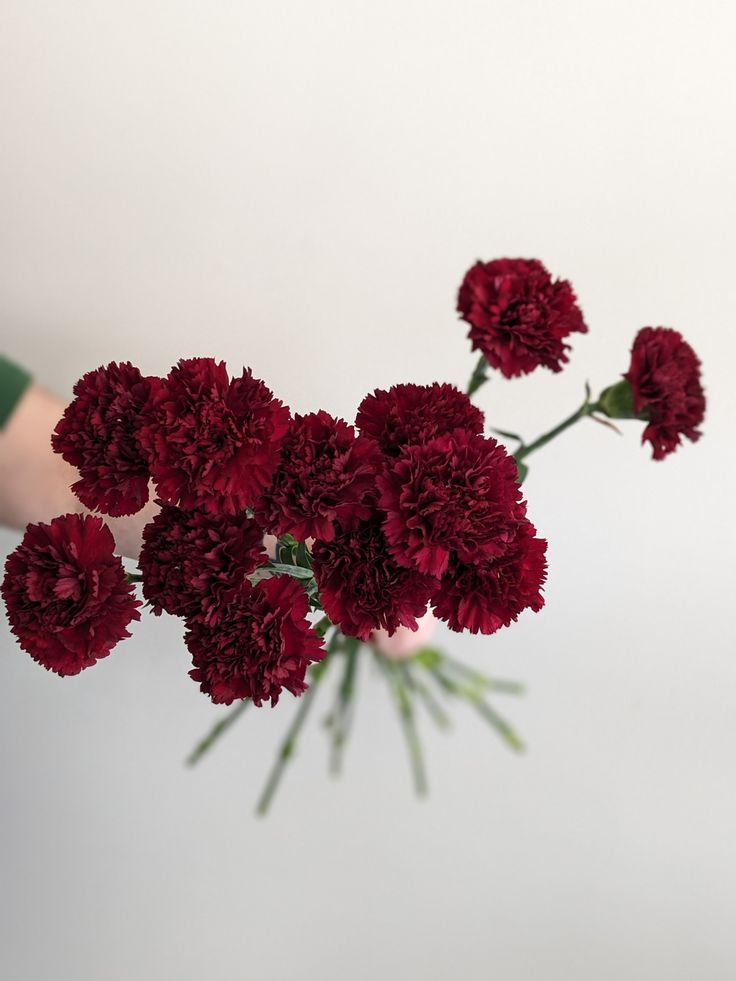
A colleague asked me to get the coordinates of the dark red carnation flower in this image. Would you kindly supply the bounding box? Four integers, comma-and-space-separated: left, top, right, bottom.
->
257, 411, 382, 541
311, 517, 438, 641
377, 431, 523, 578
138, 358, 289, 515
457, 258, 587, 378
623, 327, 705, 460
51, 361, 153, 516
184, 577, 324, 706
139, 504, 267, 621
1, 513, 140, 675
355, 382, 485, 456
432, 520, 547, 634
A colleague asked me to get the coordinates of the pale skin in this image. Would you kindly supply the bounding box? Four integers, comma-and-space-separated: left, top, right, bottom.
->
0, 383, 433, 653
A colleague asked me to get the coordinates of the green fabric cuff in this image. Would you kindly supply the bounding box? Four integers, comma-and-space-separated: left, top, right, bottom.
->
0, 355, 32, 429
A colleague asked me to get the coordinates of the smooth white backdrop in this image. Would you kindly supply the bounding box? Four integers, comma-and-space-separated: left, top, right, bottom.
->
1, 2, 734, 979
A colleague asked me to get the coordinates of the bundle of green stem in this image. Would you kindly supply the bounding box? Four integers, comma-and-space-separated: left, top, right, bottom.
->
186, 630, 525, 815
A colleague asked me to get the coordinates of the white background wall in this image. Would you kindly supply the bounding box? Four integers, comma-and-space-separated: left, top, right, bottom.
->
1, 2, 734, 978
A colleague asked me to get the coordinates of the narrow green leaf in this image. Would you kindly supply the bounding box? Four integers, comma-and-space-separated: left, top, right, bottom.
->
491, 427, 524, 443
265, 562, 314, 580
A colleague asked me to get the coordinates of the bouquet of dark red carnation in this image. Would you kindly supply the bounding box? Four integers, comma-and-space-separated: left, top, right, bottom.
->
1, 257, 706, 813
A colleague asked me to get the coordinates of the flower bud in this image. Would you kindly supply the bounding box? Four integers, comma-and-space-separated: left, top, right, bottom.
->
596, 379, 637, 419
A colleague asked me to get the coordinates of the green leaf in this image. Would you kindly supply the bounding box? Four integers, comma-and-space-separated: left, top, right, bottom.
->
295, 540, 312, 569
265, 562, 314, 580
491, 427, 524, 444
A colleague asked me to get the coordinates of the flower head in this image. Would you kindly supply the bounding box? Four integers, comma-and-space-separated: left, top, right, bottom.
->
356, 382, 484, 457
138, 358, 289, 514
377, 431, 523, 577
623, 327, 705, 460
1, 513, 140, 675
257, 411, 382, 541
184, 577, 324, 706
51, 361, 153, 516
139, 504, 267, 621
457, 258, 587, 377
431, 520, 547, 634
311, 517, 437, 641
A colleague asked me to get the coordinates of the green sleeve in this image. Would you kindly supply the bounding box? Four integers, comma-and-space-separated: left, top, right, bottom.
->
0, 355, 32, 429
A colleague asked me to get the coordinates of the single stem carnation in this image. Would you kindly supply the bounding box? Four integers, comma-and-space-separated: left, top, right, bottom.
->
457, 257, 587, 378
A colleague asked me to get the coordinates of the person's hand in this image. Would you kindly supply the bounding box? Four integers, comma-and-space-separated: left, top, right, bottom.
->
372, 608, 437, 659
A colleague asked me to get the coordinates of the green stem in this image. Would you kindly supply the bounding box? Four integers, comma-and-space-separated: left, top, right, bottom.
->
466, 353, 490, 397
438, 652, 525, 695
329, 639, 360, 775
255, 660, 329, 816
424, 661, 524, 752
378, 655, 428, 796
515, 389, 599, 463
401, 662, 451, 730
313, 615, 331, 639
186, 700, 250, 767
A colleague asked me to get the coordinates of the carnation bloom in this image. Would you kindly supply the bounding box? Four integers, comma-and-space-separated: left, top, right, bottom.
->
51, 361, 153, 516
377, 431, 523, 578
1, 513, 140, 675
457, 258, 587, 378
311, 517, 438, 641
138, 358, 289, 514
623, 327, 705, 460
356, 382, 485, 456
139, 504, 267, 621
257, 411, 382, 541
184, 577, 324, 706
432, 520, 547, 634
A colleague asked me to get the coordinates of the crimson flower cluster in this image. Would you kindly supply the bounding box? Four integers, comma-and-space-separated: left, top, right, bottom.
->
313, 384, 547, 639
15, 358, 322, 706
2, 256, 705, 719
5, 353, 550, 704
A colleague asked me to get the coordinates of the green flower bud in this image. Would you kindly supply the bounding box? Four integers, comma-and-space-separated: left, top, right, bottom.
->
596, 379, 637, 419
